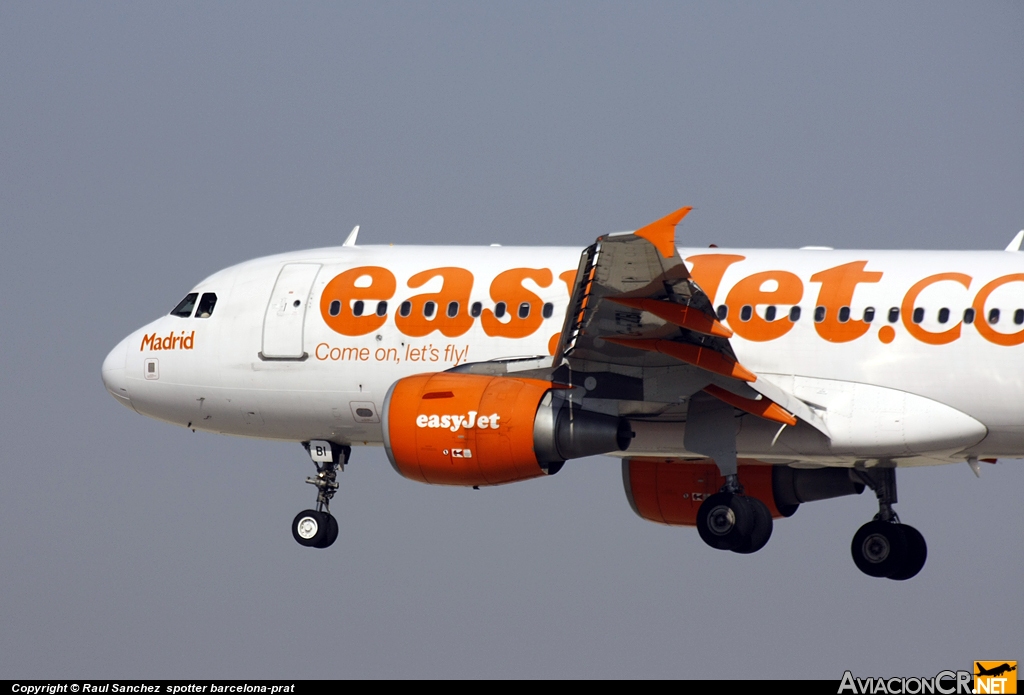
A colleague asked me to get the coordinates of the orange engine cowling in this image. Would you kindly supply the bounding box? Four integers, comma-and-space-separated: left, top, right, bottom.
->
622, 458, 865, 525
383, 372, 632, 487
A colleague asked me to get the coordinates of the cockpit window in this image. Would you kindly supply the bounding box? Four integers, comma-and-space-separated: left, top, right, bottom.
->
171, 293, 198, 318
196, 293, 217, 318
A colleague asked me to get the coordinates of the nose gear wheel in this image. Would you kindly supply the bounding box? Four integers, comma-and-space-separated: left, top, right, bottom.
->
292, 442, 349, 549
293, 510, 326, 547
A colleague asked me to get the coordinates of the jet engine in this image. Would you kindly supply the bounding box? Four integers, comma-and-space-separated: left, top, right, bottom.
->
383, 372, 632, 486
622, 458, 865, 525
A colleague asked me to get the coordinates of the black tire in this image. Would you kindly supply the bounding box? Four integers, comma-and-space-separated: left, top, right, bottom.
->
292, 509, 327, 547
851, 520, 907, 578
317, 514, 339, 549
732, 497, 774, 554
888, 525, 927, 581
775, 502, 799, 518
697, 492, 755, 551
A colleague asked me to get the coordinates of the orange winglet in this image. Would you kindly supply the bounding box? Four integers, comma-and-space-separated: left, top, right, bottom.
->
702, 384, 797, 427
633, 206, 692, 259
604, 337, 756, 382
608, 297, 733, 338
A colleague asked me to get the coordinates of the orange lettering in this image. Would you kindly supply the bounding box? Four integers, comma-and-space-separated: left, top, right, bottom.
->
725, 271, 803, 341
972, 274, 1024, 346
395, 268, 475, 338
685, 254, 746, 304
901, 273, 971, 345
321, 267, 396, 336
482, 268, 553, 339
810, 262, 882, 343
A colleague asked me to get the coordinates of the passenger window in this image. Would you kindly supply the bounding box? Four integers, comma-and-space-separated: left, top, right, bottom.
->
494, 302, 507, 318
789, 306, 801, 321
399, 301, 412, 318
447, 301, 459, 318
518, 302, 531, 319
542, 302, 554, 319
470, 302, 483, 318
717, 305, 728, 320
1015, 309, 1024, 325
938, 308, 950, 324
765, 305, 776, 322
814, 306, 826, 323
424, 301, 436, 318
376, 301, 387, 317
196, 293, 217, 318
352, 300, 364, 317
170, 293, 198, 318
863, 307, 875, 323
888, 307, 899, 323
329, 300, 341, 317
963, 308, 975, 324
838, 306, 850, 323
912, 308, 924, 324
740, 305, 753, 322
988, 308, 1000, 325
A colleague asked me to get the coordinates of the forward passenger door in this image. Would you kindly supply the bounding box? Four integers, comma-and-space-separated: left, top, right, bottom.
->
261, 263, 322, 360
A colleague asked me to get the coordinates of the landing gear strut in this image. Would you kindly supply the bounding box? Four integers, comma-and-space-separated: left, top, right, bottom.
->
291, 440, 349, 549
849, 466, 927, 580
687, 396, 775, 555
696, 474, 774, 554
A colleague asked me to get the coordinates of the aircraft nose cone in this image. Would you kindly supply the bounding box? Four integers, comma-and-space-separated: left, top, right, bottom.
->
102, 337, 133, 409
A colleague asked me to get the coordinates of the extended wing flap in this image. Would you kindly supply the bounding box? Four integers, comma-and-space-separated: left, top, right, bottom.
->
554, 207, 830, 438
746, 374, 830, 436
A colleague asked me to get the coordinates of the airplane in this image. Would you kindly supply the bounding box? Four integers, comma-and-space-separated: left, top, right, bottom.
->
101, 207, 1024, 580
975, 664, 1017, 678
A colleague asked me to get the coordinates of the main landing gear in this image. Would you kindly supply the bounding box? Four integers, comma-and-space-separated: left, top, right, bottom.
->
291, 440, 349, 549
849, 467, 927, 580
696, 476, 774, 554
687, 396, 774, 554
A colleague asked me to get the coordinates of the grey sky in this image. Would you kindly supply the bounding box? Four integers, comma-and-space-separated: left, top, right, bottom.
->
1, 2, 1021, 678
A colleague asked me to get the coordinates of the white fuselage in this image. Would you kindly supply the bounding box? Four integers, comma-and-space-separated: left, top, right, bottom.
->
102, 244, 1024, 467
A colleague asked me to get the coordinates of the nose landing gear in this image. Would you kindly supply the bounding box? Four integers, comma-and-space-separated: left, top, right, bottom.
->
291, 440, 349, 549
850, 467, 927, 580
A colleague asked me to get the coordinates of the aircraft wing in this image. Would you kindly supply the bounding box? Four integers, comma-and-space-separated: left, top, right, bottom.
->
552, 207, 830, 437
